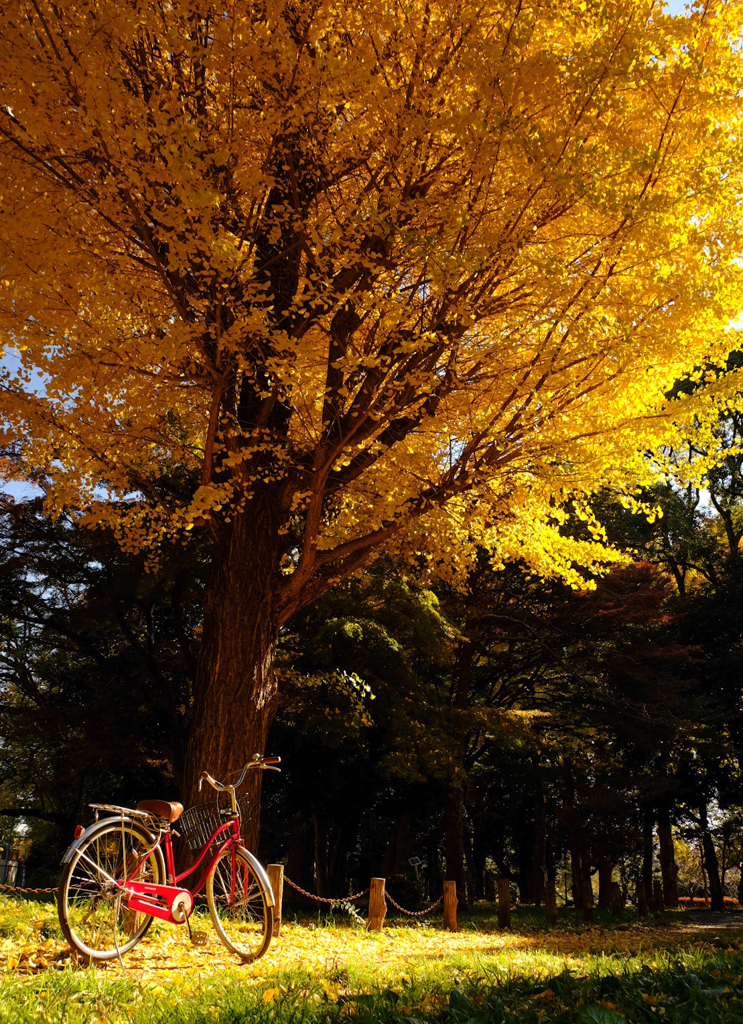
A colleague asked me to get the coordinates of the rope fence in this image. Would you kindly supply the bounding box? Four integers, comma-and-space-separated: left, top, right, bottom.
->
283, 876, 370, 904
279, 870, 459, 931
384, 890, 444, 917
0, 882, 56, 895
0, 871, 504, 933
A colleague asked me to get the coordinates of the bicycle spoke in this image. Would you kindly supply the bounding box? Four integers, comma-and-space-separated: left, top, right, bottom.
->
58, 820, 163, 961
77, 850, 119, 886
207, 848, 272, 961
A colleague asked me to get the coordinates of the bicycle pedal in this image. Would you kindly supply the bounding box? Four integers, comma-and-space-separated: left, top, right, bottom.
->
190, 930, 208, 947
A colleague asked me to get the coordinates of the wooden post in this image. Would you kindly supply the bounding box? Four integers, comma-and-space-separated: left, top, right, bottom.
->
367, 877, 386, 931
443, 880, 458, 931
497, 878, 511, 929
544, 874, 558, 927
267, 864, 284, 938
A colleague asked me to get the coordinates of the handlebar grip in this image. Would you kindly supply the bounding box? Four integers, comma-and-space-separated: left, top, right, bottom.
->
263, 757, 281, 765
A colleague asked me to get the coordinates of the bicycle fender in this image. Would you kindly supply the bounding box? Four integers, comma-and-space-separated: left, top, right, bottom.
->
61, 817, 155, 864
241, 848, 275, 908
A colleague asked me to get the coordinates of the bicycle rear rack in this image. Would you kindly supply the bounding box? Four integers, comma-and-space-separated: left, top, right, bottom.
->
89, 803, 160, 827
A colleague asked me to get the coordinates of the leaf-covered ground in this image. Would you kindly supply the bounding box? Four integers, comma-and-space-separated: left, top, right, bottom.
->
2, 896, 743, 1023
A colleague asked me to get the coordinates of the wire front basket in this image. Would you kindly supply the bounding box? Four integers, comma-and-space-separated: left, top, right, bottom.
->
178, 794, 250, 852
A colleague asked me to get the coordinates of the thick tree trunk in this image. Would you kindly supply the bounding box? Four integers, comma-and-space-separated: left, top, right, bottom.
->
464, 819, 478, 904
598, 855, 614, 910
471, 817, 488, 901
703, 831, 723, 910
313, 814, 329, 897
445, 783, 467, 898
444, 638, 472, 900
641, 806, 655, 908
426, 832, 442, 903
519, 789, 547, 905
329, 823, 354, 897
383, 816, 411, 878
182, 502, 282, 849
531, 786, 547, 907
657, 803, 679, 907
517, 822, 535, 903
636, 876, 648, 916
581, 853, 595, 923
562, 768, 582, 910
284, 813, 314, 901
700, 802, 724, 911
570, 839, 584, 910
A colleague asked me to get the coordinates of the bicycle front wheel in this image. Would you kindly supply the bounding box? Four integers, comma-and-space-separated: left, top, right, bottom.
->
58, 818, 165, 962
206, 846, 273, 961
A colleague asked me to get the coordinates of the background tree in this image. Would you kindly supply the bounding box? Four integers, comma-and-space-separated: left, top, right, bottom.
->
0, 496, 203, 874
1, 0, 743, 818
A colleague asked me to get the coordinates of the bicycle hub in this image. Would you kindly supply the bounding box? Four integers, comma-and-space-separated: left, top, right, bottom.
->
171, 891, 193, 922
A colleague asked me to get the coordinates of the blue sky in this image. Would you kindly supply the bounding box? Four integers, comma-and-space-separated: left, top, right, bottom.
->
664, 0, 692, 14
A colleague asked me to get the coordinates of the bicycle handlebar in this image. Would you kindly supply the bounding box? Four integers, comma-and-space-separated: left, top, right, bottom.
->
198, 754, 282, 793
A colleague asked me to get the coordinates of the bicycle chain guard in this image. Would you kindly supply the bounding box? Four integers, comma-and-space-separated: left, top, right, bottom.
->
125, 880, 194, 924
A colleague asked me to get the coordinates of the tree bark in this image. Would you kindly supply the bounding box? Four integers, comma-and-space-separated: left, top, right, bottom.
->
657, 803, 679, 908
445, 783, 467, 898
182, 500, 282, 849
580, 849, 594, 923
700, 802, 724, 911
641, 805, 655, 909
636, 877, 648, 916
532, 785, 547, 907
383, 816, 411, 878
329, 822, 355, 897
562, 768, 582, 910
521, 786, 547, 905
598, 855, 614, 910
570, 839, 584, 910
544, 870, 558, 926
464, 819, 478, 904
426, 831, 442, 903
471, 817, 488, 901
284, 813, 314, 901
313, 814, 329, 898
444, 636, 472, 899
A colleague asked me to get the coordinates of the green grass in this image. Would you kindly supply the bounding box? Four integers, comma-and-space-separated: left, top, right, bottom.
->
3, 950, 743, 1024
3, 895, 743, 1022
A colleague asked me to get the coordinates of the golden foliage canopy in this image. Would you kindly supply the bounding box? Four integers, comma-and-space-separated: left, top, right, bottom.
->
1, 0, 743, 611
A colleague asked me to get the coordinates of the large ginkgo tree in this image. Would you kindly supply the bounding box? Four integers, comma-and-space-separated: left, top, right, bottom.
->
1, 0, 743, 815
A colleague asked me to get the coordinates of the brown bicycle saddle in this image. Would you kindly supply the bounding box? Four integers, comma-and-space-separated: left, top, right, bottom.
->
136, 799, 184, 822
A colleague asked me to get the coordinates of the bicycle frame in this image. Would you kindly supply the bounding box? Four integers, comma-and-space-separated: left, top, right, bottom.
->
121, 814, 274, 925
173, 817, 238, 891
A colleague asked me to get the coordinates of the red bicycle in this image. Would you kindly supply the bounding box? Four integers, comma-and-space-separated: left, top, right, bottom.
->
57, 755, 281, 963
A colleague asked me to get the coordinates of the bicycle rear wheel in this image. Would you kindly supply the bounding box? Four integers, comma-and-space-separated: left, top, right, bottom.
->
206, 846, 273, 961
58, 818, 165, 961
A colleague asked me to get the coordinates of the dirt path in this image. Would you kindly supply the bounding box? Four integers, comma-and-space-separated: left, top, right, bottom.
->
671, 910, 743, 931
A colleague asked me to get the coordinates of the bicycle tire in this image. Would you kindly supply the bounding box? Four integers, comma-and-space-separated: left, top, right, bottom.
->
206, 846, 273, 961
58, 817, 166, 962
